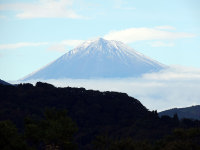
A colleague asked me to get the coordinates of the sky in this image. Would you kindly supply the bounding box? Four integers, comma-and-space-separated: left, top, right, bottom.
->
0, 0, 200, 81
0, 0, 200, 111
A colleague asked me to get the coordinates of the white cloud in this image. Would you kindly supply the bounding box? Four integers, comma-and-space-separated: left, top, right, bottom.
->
47, 45, 67, 52
16, 65, 200, 111
143, 65, 200, 80
48, 40, 84, 52
104, 27, 195, 43
149, 41, 175, 47
0, 0, 83, 19
47, 26, 195, 51
0, 40, 83, 51
60, 40, 84, 47
0, 42, 48, 50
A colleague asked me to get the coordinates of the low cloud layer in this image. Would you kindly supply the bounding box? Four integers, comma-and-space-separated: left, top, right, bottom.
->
17, 65, 200, 111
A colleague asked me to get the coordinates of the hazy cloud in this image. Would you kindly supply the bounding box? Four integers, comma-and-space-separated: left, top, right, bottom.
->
17, 65, 200, 111
0, 0, 83, 19
0, 39, 83, 51
60, 40, 84, 47
104, 27, 195, 43
48, 40, 84, 52
0, 42, 48, 50
0, 15, 6, 19
143, 65, 200, 80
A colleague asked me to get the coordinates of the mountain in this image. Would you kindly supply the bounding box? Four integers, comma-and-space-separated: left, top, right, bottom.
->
22, 38, 166, 80
0, 79, 11, 85
159, 105, 200, 120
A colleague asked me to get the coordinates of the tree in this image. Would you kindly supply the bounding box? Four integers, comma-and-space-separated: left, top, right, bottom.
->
156, 128, 200, 150
0, 120, 28, 150
93, 136, 153, 150
25, 109, 78, 150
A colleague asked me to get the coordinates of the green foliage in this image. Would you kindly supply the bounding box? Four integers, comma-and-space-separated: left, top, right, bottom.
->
25, 109, 78, 150
0, 120, 28, 150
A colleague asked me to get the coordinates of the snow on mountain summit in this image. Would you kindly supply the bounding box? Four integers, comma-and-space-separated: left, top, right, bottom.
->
22, 38, 166, 80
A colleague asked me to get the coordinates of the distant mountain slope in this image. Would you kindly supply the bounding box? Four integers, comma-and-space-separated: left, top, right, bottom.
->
22, 38, 166, 80
0, 79, 11, 85
159, 105, 200, 120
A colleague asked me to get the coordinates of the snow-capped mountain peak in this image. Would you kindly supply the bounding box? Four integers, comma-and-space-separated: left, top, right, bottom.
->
22, 38, 166, 80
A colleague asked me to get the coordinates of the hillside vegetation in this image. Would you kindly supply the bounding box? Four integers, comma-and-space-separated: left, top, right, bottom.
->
0, 82, 200, 150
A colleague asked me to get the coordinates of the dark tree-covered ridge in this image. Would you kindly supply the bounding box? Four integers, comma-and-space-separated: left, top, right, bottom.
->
0, 82, 200, 150
0, 79, 11, 85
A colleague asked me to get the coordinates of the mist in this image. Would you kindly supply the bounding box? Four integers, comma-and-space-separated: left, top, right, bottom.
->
15, 65, 200, 111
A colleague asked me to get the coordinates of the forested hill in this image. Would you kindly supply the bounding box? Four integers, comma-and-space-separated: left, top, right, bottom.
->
0, 82, 200, 150
0, 79, 11, 85
0, 82, 150, 127
159, 105, 200, 120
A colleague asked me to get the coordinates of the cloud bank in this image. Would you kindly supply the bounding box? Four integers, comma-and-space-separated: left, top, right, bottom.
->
17, 65, 200, 112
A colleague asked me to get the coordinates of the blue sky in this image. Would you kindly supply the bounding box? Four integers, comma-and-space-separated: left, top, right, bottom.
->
0, 0, 200, 81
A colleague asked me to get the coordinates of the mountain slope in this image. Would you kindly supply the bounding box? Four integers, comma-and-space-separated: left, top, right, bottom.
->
159, 105, 200, 120
22, 38, 166, 80
0, 79, 11, 85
